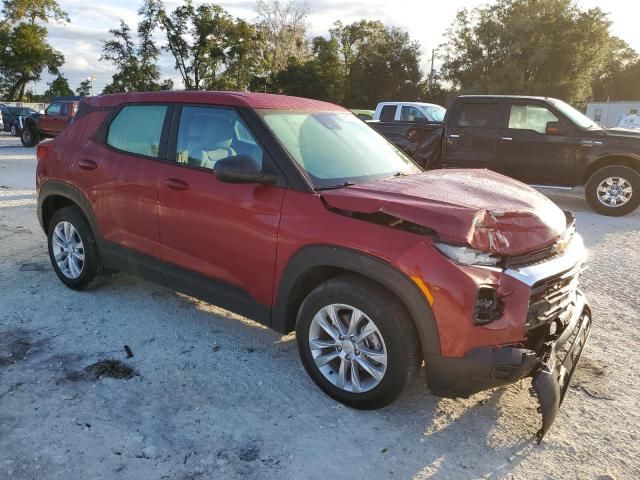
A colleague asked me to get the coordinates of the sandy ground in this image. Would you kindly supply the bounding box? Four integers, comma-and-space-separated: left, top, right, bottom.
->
0, 134, 639, 480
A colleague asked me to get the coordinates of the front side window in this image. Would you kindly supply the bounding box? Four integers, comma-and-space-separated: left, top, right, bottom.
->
107, 104, 167, 158
455, 103, 500, 128
258, 110, 420, 189
508, 104, 559, 133
176, 106, 263, 169
46, 103, 62, 116
400, 106, 427, 122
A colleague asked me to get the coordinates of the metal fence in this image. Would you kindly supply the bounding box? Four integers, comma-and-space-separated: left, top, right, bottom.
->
0, 101, 48, 112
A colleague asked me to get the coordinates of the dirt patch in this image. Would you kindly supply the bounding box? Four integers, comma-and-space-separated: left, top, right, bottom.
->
65, 359, 136, 382
0, 330, 32, 367
571, 357, 614, 400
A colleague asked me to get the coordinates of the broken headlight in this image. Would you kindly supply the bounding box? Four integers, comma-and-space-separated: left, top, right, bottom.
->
434, 242, 501, 267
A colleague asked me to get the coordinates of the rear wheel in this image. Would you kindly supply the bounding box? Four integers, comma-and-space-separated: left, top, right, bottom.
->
47, 206, 105, 290
21, 126, 39, 147
585, 165, 640, 216
296, 275, 420, 409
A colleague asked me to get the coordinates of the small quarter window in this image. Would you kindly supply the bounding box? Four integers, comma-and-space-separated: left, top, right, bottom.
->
107, 105, 168, 158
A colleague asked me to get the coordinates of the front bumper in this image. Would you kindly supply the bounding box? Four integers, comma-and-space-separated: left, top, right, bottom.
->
425, 291, 590, 441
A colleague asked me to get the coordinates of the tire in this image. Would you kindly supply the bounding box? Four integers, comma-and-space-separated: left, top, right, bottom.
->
585, 165, 640, 216
21, 126, 39, 147
47, 206, 105, 291
296, 274, 420, 409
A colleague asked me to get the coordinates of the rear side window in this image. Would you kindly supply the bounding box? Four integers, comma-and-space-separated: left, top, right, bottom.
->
379, 105, 397, 122
455, 103, 500, 128
107, 105, 167, 158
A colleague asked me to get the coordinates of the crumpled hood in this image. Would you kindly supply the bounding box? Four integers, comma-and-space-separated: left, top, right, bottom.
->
321, 169, 568, 255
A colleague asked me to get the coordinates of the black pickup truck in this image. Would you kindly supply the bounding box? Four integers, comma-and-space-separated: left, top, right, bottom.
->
370, 95, 640, 216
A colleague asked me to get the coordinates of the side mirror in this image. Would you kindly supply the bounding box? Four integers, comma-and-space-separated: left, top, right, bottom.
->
213, 155, 278, 185
546, 121, 569, 136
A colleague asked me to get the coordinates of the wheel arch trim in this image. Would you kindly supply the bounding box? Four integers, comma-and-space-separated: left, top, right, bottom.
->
273, 244, 441, 356
38, 180, 100, 238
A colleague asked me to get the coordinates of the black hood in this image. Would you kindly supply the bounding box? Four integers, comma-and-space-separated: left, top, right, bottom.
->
603, 128, 640, 140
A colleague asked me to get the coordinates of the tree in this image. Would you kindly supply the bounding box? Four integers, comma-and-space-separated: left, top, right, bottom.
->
0, 0, 67, 100
591, 39, 640, 101
2, 0, 68, 24
440, 0, 630, 107
43, 74, 72, 99
101, 0, 164, 93
159, 1, 263, 91
255, 0, 309, 74
76, 78, 91, 96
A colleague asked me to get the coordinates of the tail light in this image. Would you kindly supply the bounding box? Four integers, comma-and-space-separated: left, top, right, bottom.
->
36, 143, 49, 161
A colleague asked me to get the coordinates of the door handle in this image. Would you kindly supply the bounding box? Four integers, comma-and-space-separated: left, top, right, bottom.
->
78, 159, 97, 171
500, 137, 513, 142
164, 178, 189, 191
449, 134, 460, 139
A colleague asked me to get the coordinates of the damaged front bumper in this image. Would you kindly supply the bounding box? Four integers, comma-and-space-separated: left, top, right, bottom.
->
531, 292, 591, 442
425, 291, 591, 442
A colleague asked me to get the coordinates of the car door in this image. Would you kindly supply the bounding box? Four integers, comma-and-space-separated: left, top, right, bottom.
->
75, 103, 169, 272
40, 102, 64, 135
157, 104, 285, 314
495, 101, 578, 185
442, 100, 504, 170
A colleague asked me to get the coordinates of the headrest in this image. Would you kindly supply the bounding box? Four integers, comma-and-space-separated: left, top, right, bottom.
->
204, 115, 234, 149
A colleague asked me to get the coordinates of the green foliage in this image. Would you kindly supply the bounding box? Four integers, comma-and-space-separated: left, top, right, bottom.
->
440, 0, 632, 107
158, 1, 265, 91
76, 78, 91, 96
274, 20, 423, 108
0, 0, 66, 100
101, 0, 166, 93
43, 73, 72, 99
2, 0, 68, 25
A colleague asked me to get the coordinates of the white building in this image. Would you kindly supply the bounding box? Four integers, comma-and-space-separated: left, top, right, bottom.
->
586, 101, 640, 128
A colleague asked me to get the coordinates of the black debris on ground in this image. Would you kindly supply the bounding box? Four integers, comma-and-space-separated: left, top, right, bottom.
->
65, 359, 136, 381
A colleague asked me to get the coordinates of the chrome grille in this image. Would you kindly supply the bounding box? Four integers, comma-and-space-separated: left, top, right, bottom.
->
526, 265, 581, 330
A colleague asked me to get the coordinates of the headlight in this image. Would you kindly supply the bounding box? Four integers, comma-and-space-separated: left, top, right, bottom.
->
434, 242, 501, 267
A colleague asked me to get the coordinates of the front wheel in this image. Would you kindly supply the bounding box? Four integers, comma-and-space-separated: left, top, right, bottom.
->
296, 275, 420, 409
585, 165, 640, 216
21, 126, 39, 147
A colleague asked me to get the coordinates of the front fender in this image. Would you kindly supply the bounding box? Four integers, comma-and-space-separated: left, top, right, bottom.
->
272, 245, 441, 356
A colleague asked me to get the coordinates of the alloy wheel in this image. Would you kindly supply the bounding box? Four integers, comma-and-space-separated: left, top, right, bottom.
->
51, 221, 85, 279
596, 177, 633, 207
308, 304, 388, 393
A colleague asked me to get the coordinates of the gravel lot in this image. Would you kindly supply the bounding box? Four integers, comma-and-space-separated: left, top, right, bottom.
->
1, 134, 639, 480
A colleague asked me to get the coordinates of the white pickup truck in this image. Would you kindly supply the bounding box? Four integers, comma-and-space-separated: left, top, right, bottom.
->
373, 101, 446, 122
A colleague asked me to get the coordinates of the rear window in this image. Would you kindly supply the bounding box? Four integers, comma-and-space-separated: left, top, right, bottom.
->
379, 105, 397, 122
455, 103, 500, 128
107, 105, 167, 158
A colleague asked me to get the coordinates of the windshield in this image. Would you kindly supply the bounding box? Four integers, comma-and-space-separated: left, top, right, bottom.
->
549, 99, 599, 130
424, 105, 446, 122
258, 110, 420, 188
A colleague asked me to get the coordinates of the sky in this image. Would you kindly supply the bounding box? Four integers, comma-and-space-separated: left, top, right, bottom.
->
33, 0, 640, 95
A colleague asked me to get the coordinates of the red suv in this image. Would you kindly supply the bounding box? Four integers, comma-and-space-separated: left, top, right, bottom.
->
36, 91, 591, 441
